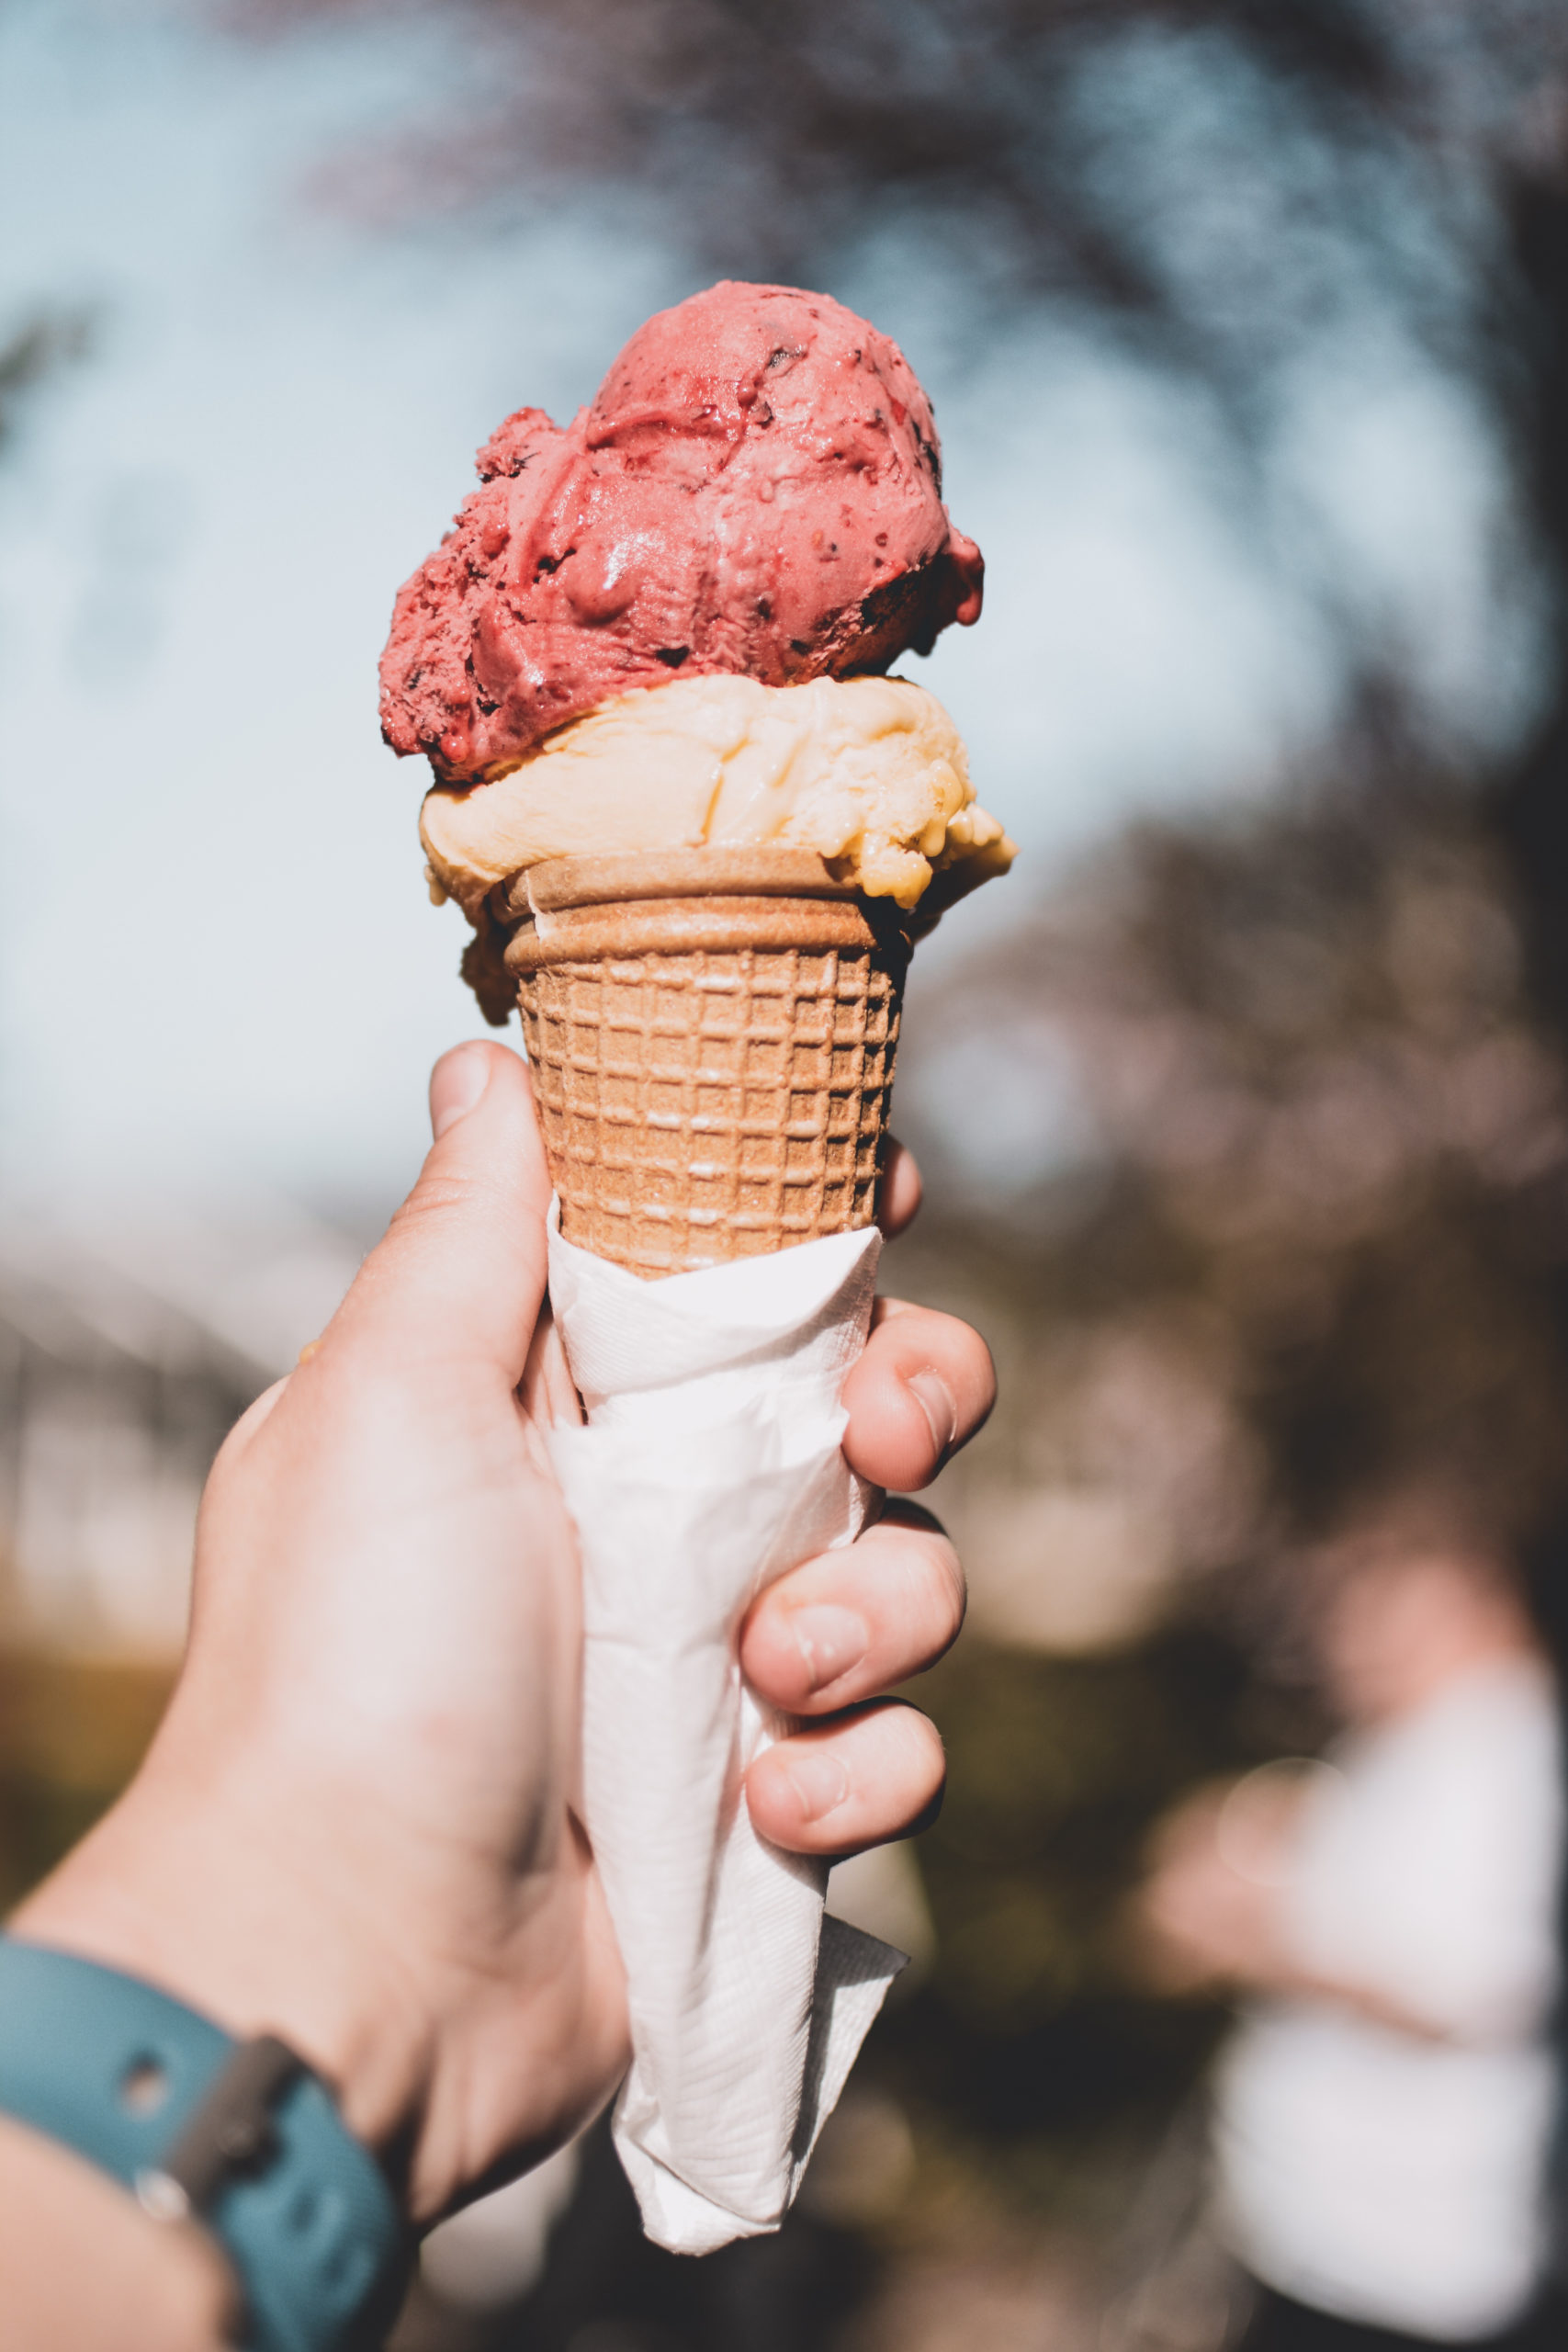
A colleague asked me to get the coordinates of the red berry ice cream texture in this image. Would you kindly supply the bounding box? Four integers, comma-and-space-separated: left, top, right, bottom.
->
379, 281, 984, 783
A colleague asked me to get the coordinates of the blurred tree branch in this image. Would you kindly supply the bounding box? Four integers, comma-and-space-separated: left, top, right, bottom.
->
239, 3, 1559, 370
0, 311, 92, 459
235, 2, 1568, 731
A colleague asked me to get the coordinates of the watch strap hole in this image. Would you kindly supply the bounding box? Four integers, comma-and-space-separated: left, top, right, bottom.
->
118, 2056, 172, 2117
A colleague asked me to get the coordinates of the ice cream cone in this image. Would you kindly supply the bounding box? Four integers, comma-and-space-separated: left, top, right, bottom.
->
502, 847, 912, 1277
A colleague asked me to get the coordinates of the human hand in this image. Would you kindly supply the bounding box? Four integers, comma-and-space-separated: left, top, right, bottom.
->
14, 1044, 992, 2231
1130, 1772, 1303, 1993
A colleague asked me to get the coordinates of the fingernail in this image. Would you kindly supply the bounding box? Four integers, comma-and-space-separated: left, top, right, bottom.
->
779, 1748, 851, 1825
907, 1367, 957, 1460
431, 1046, 491, 1138
788, 1606, 869, 1693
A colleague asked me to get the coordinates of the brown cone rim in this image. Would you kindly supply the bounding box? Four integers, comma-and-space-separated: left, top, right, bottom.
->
511, 846, 859, 920
503, 890, 906, 974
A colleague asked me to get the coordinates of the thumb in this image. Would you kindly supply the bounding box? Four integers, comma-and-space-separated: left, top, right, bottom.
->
326, 1042, 553, 1385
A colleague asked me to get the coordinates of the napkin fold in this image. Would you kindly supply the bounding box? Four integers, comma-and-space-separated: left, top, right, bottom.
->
546, 1212, 907, 2255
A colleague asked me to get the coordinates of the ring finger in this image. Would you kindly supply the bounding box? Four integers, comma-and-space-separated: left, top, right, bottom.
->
746, 1699, 945, 1858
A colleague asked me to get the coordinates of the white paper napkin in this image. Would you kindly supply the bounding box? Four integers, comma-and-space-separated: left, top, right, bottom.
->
546, 1210, 908, 2255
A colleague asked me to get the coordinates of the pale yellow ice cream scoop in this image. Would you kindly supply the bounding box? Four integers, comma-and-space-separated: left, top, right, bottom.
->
421, 672, 1014, 919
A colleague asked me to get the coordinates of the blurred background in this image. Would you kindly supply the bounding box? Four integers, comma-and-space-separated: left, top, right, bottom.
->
8, 2, 1568, 2346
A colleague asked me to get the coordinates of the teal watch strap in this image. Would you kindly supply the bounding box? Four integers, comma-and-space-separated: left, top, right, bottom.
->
0, 1937, 409, 2350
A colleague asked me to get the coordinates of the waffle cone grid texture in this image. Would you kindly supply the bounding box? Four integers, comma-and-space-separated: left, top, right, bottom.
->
518, 939, 903, 1276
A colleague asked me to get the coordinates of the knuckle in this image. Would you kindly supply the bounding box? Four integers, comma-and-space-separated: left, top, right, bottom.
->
388, 1173, 473, 1236
935, 1549, 967, 1642
897, 1700, 945, 1763
868, 1518, 965, 1659
863, 1693, 941, 1752
909, 1537, 964, 1639
976, 1340, 999, 1419
865, 1710, 946, 1838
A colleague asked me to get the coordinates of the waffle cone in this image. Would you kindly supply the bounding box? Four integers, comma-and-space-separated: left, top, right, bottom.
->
501, 848, 912, 1278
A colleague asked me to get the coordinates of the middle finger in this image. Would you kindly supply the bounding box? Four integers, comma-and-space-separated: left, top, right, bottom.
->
739, 1502, 965, 1716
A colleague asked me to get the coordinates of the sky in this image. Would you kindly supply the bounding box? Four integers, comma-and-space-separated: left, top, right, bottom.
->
0, 0, 1546, 1215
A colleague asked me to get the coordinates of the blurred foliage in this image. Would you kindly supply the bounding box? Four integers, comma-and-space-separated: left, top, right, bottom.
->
257, 1, 1561, 319
856, 746, 1568, 2240
911, 752, 1568, 1551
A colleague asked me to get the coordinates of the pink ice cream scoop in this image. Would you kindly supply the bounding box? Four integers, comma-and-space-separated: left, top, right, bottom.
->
379, 280, 984, 782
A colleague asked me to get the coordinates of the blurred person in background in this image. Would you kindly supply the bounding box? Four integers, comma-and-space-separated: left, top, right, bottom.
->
1134, 1493, 1563, 2352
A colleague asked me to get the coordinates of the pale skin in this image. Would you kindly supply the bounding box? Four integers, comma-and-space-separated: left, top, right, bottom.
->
0, 1042, 995, 2349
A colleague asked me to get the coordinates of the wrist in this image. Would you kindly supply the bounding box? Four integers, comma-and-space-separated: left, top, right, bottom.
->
9, 1748, 433, 2189
0, 1928, 412, 2352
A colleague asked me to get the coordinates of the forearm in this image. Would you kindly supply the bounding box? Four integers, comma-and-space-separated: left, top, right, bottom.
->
1140, 1845, 1458, 2042
0, 2113, 235, 2352
1224, 1948, 1454, 2041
